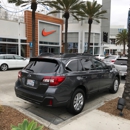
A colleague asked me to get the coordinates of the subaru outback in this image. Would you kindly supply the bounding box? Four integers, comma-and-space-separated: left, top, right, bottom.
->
15, 53, 120, 114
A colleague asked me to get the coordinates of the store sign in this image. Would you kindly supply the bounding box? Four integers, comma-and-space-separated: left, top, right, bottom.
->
29, 42, 33, 48
42, 29, 56, 36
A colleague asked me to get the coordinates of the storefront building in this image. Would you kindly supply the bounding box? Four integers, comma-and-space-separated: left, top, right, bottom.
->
25, 11, 63, 57
0, 10, 63, 57
0, 0, 127, 57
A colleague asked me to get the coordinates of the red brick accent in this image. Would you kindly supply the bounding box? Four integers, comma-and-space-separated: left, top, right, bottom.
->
24, 10, 63, 57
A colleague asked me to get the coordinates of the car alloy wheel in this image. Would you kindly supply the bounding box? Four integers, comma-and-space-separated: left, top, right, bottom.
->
73, 93, 84, 111
67, 89, 85, 115
109, 77, 119, 93
1, 64, 8, 71
114, 79, 119, 91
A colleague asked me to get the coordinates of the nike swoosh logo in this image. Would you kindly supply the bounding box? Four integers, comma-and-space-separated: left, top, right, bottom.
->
42, 29, 56, 36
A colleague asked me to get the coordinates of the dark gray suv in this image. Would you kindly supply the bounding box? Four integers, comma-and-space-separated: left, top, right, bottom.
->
15, 53, 120, 114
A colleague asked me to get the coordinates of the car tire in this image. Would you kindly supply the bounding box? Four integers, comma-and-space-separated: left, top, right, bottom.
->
0, 64, 8, 71
109, 77, 119, 93
67, 89, 85, 115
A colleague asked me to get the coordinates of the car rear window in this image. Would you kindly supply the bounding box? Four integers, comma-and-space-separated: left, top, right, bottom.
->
114, 59, 127, 65
25, 58, 59, 73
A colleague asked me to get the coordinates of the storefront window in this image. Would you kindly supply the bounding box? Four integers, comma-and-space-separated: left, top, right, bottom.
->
39, 46, 60, 54
84, 43, 87, 52
21, 39, 26, 43
21, 45, 27, 57
68, 42, 78, 53
110, 39, 115, 44
0, 44, 18, 54
0, 37, 18, 42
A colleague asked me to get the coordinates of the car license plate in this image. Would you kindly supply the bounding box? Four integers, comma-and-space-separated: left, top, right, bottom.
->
26, 79, 35, 86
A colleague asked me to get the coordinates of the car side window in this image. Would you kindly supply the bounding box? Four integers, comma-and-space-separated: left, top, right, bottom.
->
14, 55, 24, 60
0, 56, 4, 59
66, 60, 78, 71
78, 60, 84, 71
93, 59, 104, 69
81, 59, 94, 70
5, 55, 14, 59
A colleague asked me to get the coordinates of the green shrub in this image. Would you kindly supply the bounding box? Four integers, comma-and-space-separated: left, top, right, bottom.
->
11, 119, 44, 130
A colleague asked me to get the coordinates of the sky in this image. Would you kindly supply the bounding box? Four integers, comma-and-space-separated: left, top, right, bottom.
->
109, 0, 130, 28
0, 0, 130, 28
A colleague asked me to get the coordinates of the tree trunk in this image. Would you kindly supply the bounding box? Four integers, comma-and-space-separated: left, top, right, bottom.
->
64, 18, 68, 53
87, 19, 92, 53
32, 10, 35, 57
31, 0, 37, 57
123, 42, 126, 55
122, 23, 130, 109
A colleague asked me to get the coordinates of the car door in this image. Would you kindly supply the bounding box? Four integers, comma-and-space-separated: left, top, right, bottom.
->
80, 58, 100, 94
92, 59, 113, 90
5, 55, 16, 68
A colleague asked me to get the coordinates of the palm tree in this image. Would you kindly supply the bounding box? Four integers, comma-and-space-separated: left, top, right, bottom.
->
115, 29, 128, 56
8, 0, 37, 57
43, 0, 85, 53
81, 1, 107, 53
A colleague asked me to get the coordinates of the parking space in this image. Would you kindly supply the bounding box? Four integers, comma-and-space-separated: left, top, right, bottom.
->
0, 70, 125, 125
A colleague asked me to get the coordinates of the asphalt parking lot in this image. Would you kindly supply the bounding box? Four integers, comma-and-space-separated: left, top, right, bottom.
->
0, 69, 125, 125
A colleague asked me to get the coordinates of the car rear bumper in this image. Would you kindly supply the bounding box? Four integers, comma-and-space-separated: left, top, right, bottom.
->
15, 86, 69, 107
119, 71, 127, 76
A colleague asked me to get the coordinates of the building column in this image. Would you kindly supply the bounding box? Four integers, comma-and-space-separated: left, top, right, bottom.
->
18, 21, 21, 56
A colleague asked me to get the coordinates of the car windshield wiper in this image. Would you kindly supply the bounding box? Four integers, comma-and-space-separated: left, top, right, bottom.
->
25, 68, 34, 72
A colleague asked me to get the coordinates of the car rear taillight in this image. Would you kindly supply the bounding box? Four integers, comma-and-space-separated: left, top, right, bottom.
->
42, 76, 65, 86
111, 60, 115, 62
49, 99, 53, 106
18, 71, 22, 78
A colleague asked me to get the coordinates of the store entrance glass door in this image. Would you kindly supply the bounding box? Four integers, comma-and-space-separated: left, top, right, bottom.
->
39, 46, 59, 54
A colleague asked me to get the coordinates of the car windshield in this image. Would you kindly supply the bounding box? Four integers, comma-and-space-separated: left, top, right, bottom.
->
114, 59, 127, 65
25, 58, 59, 73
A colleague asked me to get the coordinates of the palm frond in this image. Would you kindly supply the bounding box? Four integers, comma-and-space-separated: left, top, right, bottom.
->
8, 0, 30, 6
82, 1, 107, 22
115, 29, 128, 45
47, 10, 61, 15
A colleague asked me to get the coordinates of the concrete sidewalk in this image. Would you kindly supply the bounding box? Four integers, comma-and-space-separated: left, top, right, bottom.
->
3, 101, 130, 130
58, 109, 130, 130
